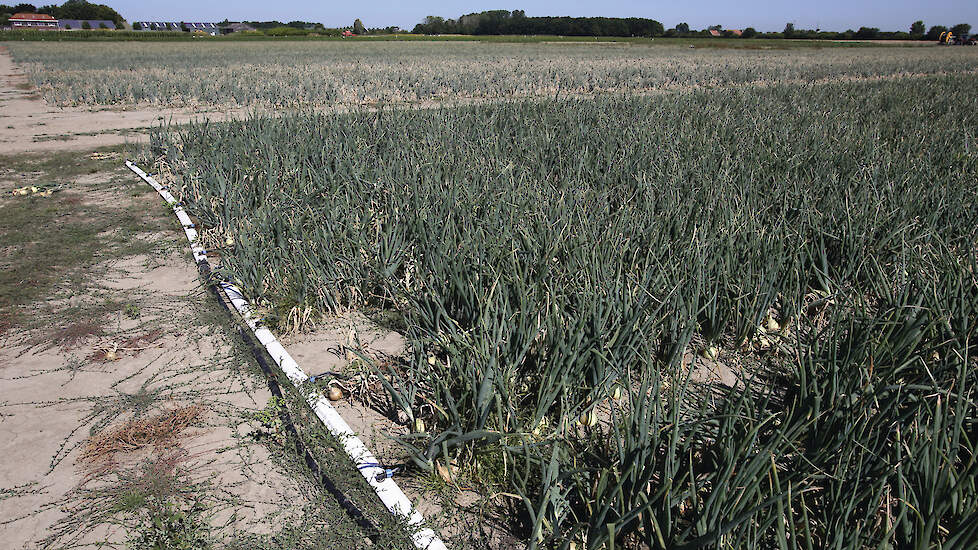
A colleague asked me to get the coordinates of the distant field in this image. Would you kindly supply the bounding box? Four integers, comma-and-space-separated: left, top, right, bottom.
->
4, 41, 975, 110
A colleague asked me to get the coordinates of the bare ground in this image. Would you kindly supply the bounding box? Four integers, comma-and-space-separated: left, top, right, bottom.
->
0, 46, 243, 155
0, 157, 311, 547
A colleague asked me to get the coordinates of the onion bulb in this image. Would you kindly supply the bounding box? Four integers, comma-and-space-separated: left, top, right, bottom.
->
327, 386, 343, 401
579, 409, 598, 427
702, 345, 720, 361
756, 335, 771, 351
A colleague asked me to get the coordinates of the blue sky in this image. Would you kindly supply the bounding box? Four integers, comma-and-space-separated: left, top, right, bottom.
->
114, 1, 976, 33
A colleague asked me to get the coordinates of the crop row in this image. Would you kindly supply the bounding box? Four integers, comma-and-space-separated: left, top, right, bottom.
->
147, 73, 978, 548
8, 41, 978, 109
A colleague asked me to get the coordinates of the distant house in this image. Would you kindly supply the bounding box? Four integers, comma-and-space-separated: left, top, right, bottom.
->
9, 13, 58, 30
220, 22, 255, 34
133, 21, 221, 35
59, 19, 116, 30
709, 28, 742, 37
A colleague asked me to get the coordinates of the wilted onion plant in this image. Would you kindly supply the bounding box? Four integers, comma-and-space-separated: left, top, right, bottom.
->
147, 73, 978, 548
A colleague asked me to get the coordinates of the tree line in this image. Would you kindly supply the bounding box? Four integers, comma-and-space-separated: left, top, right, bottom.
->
412, 10, 973, 41
0, 0, 123, 27
413, 10, 664, 37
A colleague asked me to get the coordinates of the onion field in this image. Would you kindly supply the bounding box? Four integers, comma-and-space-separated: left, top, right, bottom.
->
7, 41, 978, 109
145, 67, 978, 549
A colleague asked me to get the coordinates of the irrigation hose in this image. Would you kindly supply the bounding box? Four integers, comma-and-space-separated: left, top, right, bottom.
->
126, 160, 447, 550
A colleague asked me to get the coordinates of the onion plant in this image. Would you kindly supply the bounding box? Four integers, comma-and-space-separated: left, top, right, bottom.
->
145, 71, 978, 548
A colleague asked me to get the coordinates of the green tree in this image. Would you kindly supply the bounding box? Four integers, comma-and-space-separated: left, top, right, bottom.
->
353, 18, 366, 34
783, 22, 795, 38
38, 1, 125, 27
910, 20, 925, 37
676, 22, 689, 34
741, 27, 757, 38
926, 25, 948, 40
80, 20, 89, 29
951, 23, 971, 37
854, 26, 880, 39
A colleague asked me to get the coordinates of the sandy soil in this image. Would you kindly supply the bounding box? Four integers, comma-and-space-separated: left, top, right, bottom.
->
0, 47, 242, 155
0, 238, 307, 547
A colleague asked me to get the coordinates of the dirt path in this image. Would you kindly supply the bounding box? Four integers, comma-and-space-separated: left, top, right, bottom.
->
0, 152, 417, 549
0, 48, 242, 155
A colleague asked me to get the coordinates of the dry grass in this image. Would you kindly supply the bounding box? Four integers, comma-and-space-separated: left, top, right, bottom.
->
80, 404, 206, 470
52, 319, 104, 349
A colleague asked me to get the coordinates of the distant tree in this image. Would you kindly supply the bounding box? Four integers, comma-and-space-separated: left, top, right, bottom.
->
783, 22, 795, 38
910, 20, 925, 37
80, 20, 90, 29
132, 21, 141, 30
38, 1, 125, 27
353, 18, 366, 34
676, 22, 689, 34
414, 11, 662, 37
951, 23, 972, 37
925, 25, 947, 40
180, 21, 187, 32
707, 24, 722, 31
854, 26, 880, 39
98, 21, 105, 28
13, 3, 36, 12
741, 27, 757, 38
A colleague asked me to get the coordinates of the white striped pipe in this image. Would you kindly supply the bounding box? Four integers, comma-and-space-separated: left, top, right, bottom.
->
126, 161, 447, 550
